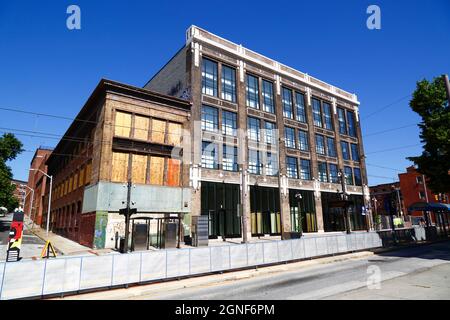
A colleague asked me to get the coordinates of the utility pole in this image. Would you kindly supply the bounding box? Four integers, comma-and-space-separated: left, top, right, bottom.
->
119, 181, 136, 253
339, 169, 351, 234
294, 192, 303, 237
443, 74, 450, 106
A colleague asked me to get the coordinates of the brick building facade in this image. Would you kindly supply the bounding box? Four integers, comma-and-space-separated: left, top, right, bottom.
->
10, 179, 27, 211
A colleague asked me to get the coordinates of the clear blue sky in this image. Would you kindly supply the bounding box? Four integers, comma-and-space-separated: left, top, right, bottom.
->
1, 0, 449, 185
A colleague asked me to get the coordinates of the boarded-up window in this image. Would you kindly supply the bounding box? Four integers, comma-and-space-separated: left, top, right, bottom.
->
69, 176, 73, 193
114, 111, 132, 137
85, 161, 92, 185
64, 180, 68, 196
134, 115, 149, 140
149, 156, 164, 185
166, 159, 181, 187
167, 122, 182, 146
151, 119, 166, 144
131, 154, 147, 184
111, 152, 129, 182
73, 172, 78, 190
79, 166, 85, 186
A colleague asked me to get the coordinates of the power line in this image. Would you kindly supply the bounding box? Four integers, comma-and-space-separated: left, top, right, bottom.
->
366, 163, 404, 172
363, 123, 417, 137
365, 143, 422, 155
361, 94, 411, 120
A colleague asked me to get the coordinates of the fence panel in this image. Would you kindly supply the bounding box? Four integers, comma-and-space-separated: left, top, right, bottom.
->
337, 235, 348, 253
315, 236, 328, 256
230, 244, 248, 269
326, 236, 338, 254
1, 259, 46, 300
304, 237, 317, 258
43, 257, 81, 295
262, 241, 278, 264
356, 233, 365, 250
247, 243, 264, 266
112, 253, 141, 286
166, 249, 190, 278
291, 239, 305, 260
140, 251, 166, 281
210, 246, 230, 272
189, 247, 211, 275
79, 255, 113, 290
0, 262, 5, 295
278, 240, 292, 262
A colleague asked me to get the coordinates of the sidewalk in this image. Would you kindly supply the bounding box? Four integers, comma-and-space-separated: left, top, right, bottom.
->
23, 215, 114, 257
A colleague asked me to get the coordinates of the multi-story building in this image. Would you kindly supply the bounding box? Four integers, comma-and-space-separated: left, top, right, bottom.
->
145, 26, 370, 240
42, 79, 191, 248
24, 147, 53, 225
399, 166, 450, 222
369, 182, 405, 216
10, 179, 28, 210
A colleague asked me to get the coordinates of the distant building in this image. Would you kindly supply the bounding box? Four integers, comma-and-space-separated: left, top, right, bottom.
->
369, 182, 405, 217
24, 147, 53, 225
10, 179, 28, 210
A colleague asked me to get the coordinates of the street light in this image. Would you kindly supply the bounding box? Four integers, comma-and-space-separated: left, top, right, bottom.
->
30, 168, 53, 236
294, 192, 303, 237
20, 184, 35, 230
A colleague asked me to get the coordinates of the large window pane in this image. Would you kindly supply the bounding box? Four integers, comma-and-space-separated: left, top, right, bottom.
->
323, 102, 333, 130
300, 159, 311, 180
318, 162, 328, 182
351, 143, 360, 161
312, 98, 322, 127
223, 145, 238, 171
202, 58, 218, 97
326, 137, 337, 157
315, 134, 325, 155
221, 65, 236, 102
298, 130, 309, 151
264, 121, 276, 145
286, 156, 298, 178
344, 166, 354, 185
202, 141, 218, 169
201, 105, 219, 132
285, 127, 296, 149
246, 74, 259, 108
222, 110, 237, 136
347, 111, 357, 137
337, 107, 347, 135
295, 92, 307, 123
265, 152, 278, 176
282, 88, 293, 119
248, 149, 262, 174
247, 117, 260, 141
262, 80, 275, 113
354, 168, 362, 186
114, 111, 131, 138
329, 163, 339, 183
341, 141, 350, 160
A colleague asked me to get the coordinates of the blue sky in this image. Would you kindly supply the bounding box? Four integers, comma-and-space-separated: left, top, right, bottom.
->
1, 0, 449, 185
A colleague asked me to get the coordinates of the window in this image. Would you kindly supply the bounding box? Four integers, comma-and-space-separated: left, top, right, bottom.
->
151, 118, 166, 144
112, 152, 129, 182
344, 166, 353, 185
202, 58, 218, 96
150, 156, 164, 185
167, 122, 182, 146
131, 154, 147, 184
201, 141, 218, 169
298, 130, 309, 151
265, 152, 278, 176
327, 137, 337, 157
134, 115, 149, 140
114, 111, 131, 137
264, 121, 276, 144
347, 110, 357, 137
222, 110, 237, 136
285, 127, 296, 149
416, 176, 423, 184
318, 162, 328, 182
286, 156, 298, 178
300, 159, 311, 180
282, 88, 293, 119
247, 117, 260, 141
262, 80, 275, 113
312, 98, 322, 127
221, 65, 236, 102
329, 163, 339, 183
419, 191, 426, 199
201, 105, 219, 132
341, 141, 350, 160
246, 74, 259, 108
295, 92, 307, 123
337, 107, 347, 135
248, 149, 262, 174
315, 134, 325, 155
354, 168, 362, 186
322, 102, 333, 130
167, 159, 181, 187
223, 145, 238, 171
351, 143, 360, 162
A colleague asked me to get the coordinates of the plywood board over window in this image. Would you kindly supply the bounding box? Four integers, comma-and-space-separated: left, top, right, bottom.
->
114, 111, 132, 137
167, 122, 182, 146
79, 166, 85, 186
131, 154, 147, 184
73, 172, 78, 190
149, 156, 165, 185
166, 158, 181, 187
151, 119, 166, 144
85, 161, 92, 185
134, 115, 150, 140
111, 152, 129, 182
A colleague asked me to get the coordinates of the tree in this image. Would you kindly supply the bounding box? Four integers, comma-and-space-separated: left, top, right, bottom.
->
407, 75, 450, 194
0, 133, 23, 212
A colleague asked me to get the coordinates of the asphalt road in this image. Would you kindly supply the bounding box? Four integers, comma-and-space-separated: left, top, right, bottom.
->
126, 241, 450, 300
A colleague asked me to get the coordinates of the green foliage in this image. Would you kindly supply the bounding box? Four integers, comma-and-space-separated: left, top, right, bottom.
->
0, 133, 23, 211
407, 75, 450, 194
